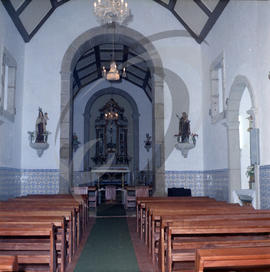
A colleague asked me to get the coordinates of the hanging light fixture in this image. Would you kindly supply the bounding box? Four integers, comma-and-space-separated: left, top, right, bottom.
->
93, 0, 129, 81
101, 22, 127, 81
93, 0, 130, 24
102, 61, 126, 81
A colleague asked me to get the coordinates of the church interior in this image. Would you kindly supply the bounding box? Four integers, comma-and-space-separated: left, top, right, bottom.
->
1, 0, 270, 271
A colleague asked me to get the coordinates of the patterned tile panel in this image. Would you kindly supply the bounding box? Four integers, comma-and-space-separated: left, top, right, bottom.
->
20, 169, 59, 195
0, 168, 59, 200
259, 165, 270, 209
0, 167, 21, 200
165, 169, 229, 201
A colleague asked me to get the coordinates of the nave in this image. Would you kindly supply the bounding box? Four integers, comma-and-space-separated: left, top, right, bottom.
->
2, 194, 270, 272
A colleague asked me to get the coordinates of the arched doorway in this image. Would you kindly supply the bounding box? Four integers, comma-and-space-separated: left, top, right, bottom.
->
59, 24, 165, 195
226, 75, 258, 206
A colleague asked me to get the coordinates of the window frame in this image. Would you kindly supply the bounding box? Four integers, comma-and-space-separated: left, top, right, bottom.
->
0, 47, 17, 122
210, 53, 225, 123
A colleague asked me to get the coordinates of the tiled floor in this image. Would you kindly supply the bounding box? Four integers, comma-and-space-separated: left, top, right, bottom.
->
66, 212, 158, 272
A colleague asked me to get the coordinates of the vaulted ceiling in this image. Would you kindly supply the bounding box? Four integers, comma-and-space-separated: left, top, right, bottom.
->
1, 0, 229, 43
72, 42, 152, 101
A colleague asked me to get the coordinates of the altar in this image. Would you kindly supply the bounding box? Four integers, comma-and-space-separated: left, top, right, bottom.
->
91, 167, 130, 205
91, 167, 130, 188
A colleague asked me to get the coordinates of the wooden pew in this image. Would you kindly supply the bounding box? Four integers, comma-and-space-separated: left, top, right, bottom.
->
158, 211, 270, 270
10, 196, 87, 233
0, 256, 18, 271
166, 219, 270, 272
138, 197, 218, 242
15, 194, 88, 228
136, 197, 214, 236
0, 216, 68, 271
195, 247, 270, 272
0, 224, 57, 272
0, 194, 89, 271
0, 202, 80, 250
146, 202, 250, 252
0, 207, 76, 266
149, 204, 254, 271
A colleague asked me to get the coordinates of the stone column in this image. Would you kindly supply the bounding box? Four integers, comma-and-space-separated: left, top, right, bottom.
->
153, 78, 165, 196
226, 115, 241, 202
59, 71, 72, 194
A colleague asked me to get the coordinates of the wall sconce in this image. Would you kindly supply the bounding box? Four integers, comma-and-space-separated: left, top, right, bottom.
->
268, 72, 270, 80
73, 133, 81, 152
144, 133, 152, 152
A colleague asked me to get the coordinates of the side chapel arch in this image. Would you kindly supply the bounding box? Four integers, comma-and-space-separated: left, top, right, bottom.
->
60, 24, 165, 195
226, 75, 257, 203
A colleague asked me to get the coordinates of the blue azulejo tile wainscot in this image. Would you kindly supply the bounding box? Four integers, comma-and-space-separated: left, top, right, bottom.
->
0, 167, 21, 200
260, 165, 270, 209
165, 169, 229, 201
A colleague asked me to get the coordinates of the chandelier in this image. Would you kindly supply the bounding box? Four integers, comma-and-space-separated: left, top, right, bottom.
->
93, 0, 130, 24
102, 61, 126, 81
104, 107, 119, 120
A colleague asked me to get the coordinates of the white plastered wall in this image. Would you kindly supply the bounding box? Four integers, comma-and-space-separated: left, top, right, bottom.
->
21, 0, 204, 173
0, 4, 25, 169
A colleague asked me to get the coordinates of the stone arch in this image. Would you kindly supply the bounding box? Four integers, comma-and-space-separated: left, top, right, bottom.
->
60, 24, 165, 195
226, 75, 257, 202
83, 87, 140, 177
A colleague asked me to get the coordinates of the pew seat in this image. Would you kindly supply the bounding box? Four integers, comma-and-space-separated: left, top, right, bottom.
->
0, 256, 18, 271
195, 246, 270, 272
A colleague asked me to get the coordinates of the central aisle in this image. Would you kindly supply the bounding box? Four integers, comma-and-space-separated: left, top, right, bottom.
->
75, 206, 140, 272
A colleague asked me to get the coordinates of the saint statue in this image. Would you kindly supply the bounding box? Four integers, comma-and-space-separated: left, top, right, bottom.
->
176, 112, 190, 143
35, 108, 48, 143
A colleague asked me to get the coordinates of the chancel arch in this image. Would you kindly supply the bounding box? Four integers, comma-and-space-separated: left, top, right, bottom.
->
226, 75, 258, 206
60, 24, 165, 195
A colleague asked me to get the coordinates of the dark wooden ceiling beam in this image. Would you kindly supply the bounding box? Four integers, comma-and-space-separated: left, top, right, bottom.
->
122, 45, 129, 67
168, 0, 177, 10
2, 0, 229, 44
73, 69, 81, 89
79, 51, 95, 61
16, 0, 31, 15
54, 0, 71, 8
1, 0, 30, 42
143, 70, 151, 90
170, 9, 200, 43
77, 70, 98, 82
126, 70, 145, 82
198, 0, 230, 43
28, 7, 55, 41
194, 0, 211, 17
76, 61, 97, 73
50, 0, 57, 9
94, 46, 102, 77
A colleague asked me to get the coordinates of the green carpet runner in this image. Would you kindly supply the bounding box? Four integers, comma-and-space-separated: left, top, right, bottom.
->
75, 210, 139, 271
96, 203, 126, 217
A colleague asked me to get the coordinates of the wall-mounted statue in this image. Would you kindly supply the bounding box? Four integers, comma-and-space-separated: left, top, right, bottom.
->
175, 112, 198, 158
35, 108, 49, 143
28, 108, 50, 157
176, 112, 190, 143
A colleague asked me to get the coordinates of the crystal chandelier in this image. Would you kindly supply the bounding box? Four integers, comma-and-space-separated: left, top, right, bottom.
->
93, 0, 130, 24
102, 61, 126, 81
